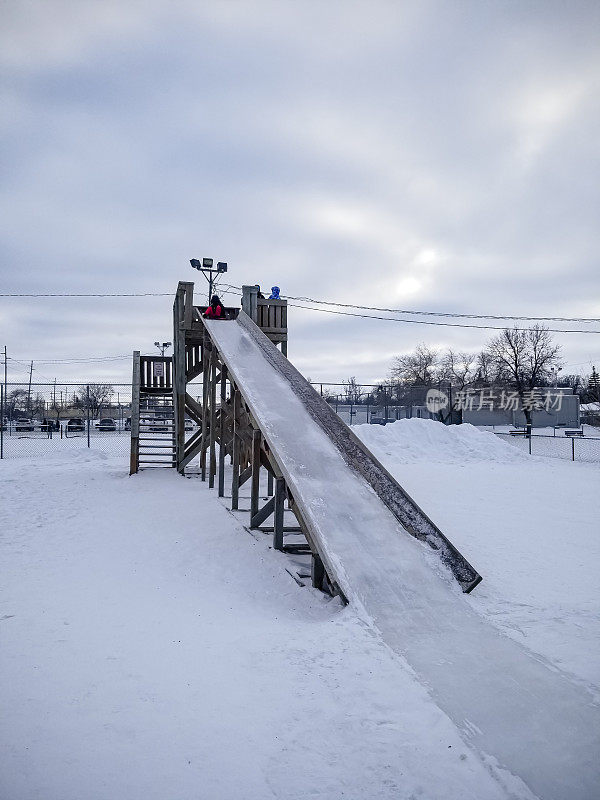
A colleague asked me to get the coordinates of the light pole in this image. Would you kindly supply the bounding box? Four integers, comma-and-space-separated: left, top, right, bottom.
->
154, 342, 172, 357
190, 258, 228, 303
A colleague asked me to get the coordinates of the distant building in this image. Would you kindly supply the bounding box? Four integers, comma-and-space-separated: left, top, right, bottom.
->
460, 387, 580, 428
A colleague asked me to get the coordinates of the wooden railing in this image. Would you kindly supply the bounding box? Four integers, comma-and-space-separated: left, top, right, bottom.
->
139, 355, 172, 392
257, 298, 287, 333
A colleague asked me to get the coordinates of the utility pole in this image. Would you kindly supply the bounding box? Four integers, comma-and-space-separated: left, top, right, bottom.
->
27, 360, 33, 414
3, 346, 6, 406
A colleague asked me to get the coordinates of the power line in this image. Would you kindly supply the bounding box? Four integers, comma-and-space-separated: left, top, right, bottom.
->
2, 286, 599, 324
0, 292, 171, 297
220, 283, 600, 324
2, 284, 599, 333
286, 303, 600, 335
286, 295, 600, 324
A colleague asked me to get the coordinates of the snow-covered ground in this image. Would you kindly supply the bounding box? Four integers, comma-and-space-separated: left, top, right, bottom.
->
356, 419, 600, 687
1, 420, 599, 799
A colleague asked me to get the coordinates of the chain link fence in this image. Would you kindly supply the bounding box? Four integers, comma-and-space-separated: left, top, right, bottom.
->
318, 383, 438, 426
2, 381, 598, 465
495, 431, 600, 463
0, 383, 132, 460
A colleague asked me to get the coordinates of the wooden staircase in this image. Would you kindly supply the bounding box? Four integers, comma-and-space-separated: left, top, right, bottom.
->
137, 393, 176, 469
130, 354, 175, 473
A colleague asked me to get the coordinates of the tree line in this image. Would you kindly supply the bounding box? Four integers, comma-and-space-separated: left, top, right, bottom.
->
3, 384, 122, 422
337, 325, 599, 418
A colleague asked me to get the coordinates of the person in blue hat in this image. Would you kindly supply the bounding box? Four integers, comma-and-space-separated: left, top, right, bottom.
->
269, 286, 280, 299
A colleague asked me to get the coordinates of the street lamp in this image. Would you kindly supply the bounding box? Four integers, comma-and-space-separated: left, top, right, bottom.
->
190, 257, 228, 303
154, 341, 172, 356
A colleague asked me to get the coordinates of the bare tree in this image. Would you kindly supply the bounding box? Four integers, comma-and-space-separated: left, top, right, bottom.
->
391, 344, 439, 385
30, 392, 46, 419
439, 350, 475, 390
74, 384, 115, 419
6, 389, 28, 418
342, 376, 364, 404
484, 325, 562, 424
473, 349, 505, 386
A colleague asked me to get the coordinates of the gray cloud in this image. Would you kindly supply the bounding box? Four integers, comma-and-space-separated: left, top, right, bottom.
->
1, 0, 599, 385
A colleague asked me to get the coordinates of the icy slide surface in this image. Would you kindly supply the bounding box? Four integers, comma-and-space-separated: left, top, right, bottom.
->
205, 314, 599, 800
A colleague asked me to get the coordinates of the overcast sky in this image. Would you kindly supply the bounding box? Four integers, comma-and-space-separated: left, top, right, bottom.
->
1, 0, 599, 387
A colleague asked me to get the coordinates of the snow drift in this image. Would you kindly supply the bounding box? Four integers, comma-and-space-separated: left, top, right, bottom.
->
356, 418, 528, 465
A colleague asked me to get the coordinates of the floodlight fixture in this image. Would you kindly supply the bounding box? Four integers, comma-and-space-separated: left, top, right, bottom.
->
189, 255, 229, 302
154, 341, 172, 356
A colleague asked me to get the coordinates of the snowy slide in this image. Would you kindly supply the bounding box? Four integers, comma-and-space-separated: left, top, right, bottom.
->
205, 313, 599, 800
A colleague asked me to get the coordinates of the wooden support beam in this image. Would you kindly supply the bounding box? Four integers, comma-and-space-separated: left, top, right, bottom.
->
257, 526, 302, 533
129, 350, 141, 475
251, 495, 275, 529
218, 365, 227, 497
178, 429, 204, 471
238, 465, 252, 487
184, 392, 203, 425
231, 389, 241, 510
200, 335, 209, 481
209, 347, 217, 489
172, 289, 187, 472
250, 429, 261, 522
267, 471, 274, 496
311, 553, 325, 590
273, 477, 285, 551
283, 543, 312, 554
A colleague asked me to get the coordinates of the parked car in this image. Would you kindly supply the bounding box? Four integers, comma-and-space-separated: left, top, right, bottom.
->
67, 417, 85, 432
15, 418, 35, 432
40, 418, 60, 432
96, 418, 117, 431
150, 419, 170, 433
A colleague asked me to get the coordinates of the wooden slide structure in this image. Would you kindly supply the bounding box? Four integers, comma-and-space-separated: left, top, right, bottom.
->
129, 281, 599, 800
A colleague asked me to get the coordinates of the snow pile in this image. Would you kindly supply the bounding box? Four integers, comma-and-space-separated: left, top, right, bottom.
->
356, 417, 528, 464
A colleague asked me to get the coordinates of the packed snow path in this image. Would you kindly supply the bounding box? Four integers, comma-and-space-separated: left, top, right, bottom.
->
205, 315, 599, 800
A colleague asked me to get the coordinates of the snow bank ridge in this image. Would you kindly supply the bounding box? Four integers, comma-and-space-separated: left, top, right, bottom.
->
356, 418, 528, 465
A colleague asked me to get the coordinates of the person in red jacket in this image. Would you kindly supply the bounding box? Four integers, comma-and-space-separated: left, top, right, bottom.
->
203, 295, 225, 319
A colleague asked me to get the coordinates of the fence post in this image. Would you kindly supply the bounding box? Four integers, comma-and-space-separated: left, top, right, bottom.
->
572, 436, 575, 461
0, 383, 3, 459
86, 385, 90, 448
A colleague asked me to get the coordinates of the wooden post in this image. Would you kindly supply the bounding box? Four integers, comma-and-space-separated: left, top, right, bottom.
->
172, 289, 187, 472
267, 470, 273, 496
129, 350, 141, 475
251, 428, 261, 521
200, 335, 209, 481
241, 285, 258, 323
311, 552, 325, 590
209, 348, 217, 488
231, 389, 241, 510
273, 477, 285, 551
218, 365, 227, 496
